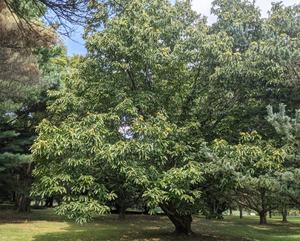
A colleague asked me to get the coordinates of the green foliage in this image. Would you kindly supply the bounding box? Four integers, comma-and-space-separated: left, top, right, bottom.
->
0, 120, 31, 202
209, 132, 287, 218
267, 104, 300, 150
267, 2, 300, 38
267, 104, 300, 206
0, 0, 64, 207
31, 0, 300, 232
10, 0, 47, 19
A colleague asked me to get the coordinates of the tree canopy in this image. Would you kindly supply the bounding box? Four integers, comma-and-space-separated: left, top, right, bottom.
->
30, 0, 300, 235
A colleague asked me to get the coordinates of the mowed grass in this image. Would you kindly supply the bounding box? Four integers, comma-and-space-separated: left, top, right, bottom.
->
1, 209, 300, 241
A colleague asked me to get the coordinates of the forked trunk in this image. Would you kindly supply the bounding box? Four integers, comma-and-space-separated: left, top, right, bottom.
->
115, 197, 140, 219
259, 212, 267, 225
173, 214, 193, 235
160, 203, 193, 235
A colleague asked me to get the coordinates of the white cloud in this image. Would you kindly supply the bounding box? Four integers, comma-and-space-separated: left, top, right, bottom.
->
192, 0, 300, 25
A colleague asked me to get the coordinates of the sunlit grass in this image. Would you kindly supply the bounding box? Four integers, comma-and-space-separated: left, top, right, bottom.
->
1, 209, 300, 240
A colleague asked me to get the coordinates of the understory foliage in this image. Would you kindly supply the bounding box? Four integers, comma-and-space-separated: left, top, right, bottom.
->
31, 0, 300, 234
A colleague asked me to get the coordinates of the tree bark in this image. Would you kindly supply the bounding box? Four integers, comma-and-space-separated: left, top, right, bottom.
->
13, 191, 19, 210
269, 211, 272, 218
18, 162, 34, 213
160, 203, 193, 235
117, 204, 126, 219
66, 185, 71, 204
115, 198, 139, 219
282, 206, 288, 223
239, 205, 243, 219
229, 207, 233, 216
18, 195, 31, 212
259, 212, 267, 225
168, 213, 193, 235
13, 175, 20, 210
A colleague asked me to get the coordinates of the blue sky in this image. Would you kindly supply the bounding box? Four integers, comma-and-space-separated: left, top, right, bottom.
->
64, 27, 86, 56
64, 0, 300, 56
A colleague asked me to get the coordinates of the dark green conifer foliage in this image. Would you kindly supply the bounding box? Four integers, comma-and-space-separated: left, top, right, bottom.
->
0, 0, 60, 210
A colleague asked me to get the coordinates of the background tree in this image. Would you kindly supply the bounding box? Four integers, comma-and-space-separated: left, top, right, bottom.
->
210, 132, 287, 224
209, 0, 300, 142
267, 104, 300, 212
3, 0, 91, 37
0, 0, 63, 211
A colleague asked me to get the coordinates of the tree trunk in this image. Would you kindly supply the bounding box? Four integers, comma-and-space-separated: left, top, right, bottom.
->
142, 205, 150, 214
259, 212, 267, 225
115, 198, 140, 219
160, 203, 193, 235
115, 203, 127, 219
18, 195, 31, 212
13, 175, 20, 210
118, 205, 126, 219
66, 185, 71, 204
269, 211, 272, 218
239, 205, 243, 219
282, 206, 288, 223
213, 202, 217, 213
34, 199, 40, 207
44, 196, 54, 207
13, 191, 19, 210
18, 163, 34, 213
168, 213, 193, 235
229, 207, 233, 216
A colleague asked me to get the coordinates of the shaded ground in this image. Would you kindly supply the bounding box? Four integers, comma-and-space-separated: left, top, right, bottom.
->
0, 209, 300, 240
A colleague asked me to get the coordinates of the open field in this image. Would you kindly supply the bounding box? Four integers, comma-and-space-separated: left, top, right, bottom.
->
1, 209, 300, 240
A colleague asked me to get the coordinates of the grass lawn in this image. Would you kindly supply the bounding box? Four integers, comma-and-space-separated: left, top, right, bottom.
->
1, 209, 300, 240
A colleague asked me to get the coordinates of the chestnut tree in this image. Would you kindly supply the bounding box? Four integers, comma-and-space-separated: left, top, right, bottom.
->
31, 0, 300, 235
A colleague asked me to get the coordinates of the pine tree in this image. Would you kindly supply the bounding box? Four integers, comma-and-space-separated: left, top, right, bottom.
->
0, 0, 58, 211
267, 104, 300, 209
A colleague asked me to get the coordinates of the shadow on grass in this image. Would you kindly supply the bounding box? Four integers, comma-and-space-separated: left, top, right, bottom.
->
0, 209, 67, 224
3, 210, 300, 241
30, 215, 251, 241
193, 216, 300, 241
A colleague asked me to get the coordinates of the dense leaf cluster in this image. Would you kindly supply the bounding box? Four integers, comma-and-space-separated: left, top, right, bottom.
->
30, 0, 300, 234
